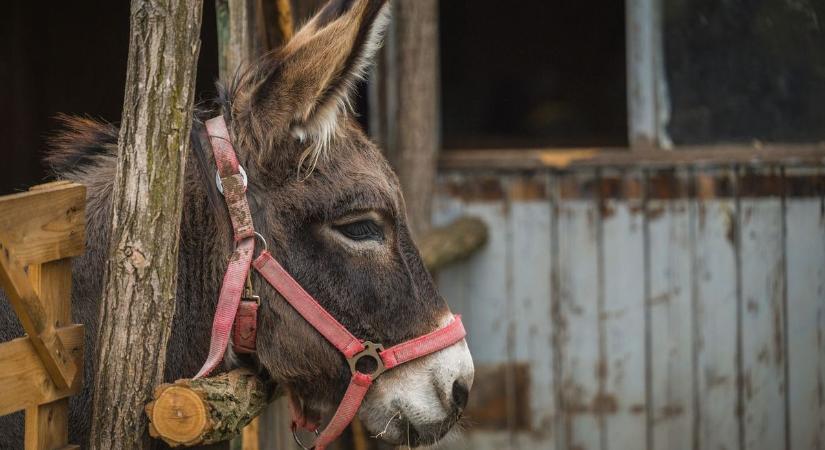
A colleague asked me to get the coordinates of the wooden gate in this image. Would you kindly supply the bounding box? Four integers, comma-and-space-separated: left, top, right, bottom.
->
0, 181, 86, 450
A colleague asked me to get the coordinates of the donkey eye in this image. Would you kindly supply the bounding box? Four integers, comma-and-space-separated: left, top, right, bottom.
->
335, 220, 384, 242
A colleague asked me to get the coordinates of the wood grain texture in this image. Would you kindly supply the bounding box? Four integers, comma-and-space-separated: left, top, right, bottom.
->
25, 399, 70, 450
385, 0, 440, 236
692, 170, 740, 450
600, 170, 647, 450
508, 174, 556, 447
647, 170, 693, 450
24, 258, 77, 450
0, 183, 85, 266
88, 1, 203, 448
739, 169, 787, 450
556, 171, 602, 450
0, 251, 78, 390
0, 325, 83, 416
785, 167, 825, 450
146, 369, 268, 447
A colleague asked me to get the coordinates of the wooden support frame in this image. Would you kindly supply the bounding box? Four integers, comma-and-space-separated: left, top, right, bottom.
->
0, 182, 86, 450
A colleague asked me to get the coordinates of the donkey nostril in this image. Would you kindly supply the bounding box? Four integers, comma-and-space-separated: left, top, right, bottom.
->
452, 379, 470, 411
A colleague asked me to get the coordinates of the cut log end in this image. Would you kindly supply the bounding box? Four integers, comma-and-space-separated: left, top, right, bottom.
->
146, 369, 269, 447
146, 385, 209, 446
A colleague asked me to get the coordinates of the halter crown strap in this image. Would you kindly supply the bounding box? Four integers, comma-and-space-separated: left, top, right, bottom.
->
194, 116, 256, 378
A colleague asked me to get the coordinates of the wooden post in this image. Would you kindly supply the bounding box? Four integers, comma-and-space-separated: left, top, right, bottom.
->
373, 0, 440, 236
626, 0, 671, 150
88, 1, 203, 449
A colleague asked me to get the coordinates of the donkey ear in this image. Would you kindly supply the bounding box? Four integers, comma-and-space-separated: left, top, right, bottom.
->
249, 0, 389, 151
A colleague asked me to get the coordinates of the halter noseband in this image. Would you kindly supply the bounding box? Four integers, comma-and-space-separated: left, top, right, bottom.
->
193, 115, 467, 449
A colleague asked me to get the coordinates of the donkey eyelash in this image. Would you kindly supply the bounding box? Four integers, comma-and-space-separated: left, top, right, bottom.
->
334, 220, 384, 242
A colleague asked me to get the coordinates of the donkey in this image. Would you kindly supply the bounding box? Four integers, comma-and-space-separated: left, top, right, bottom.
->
0, 0, 474, 448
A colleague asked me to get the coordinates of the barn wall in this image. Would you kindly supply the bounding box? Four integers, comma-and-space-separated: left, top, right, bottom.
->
433, 164, 825, 450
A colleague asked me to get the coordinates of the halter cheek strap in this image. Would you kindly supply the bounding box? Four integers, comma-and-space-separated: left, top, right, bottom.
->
195, 115, 467, 449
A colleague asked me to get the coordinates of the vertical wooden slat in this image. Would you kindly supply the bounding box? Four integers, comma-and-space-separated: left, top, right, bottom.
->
785, 167, 825, 450
509, 174, 557, 449
600, 169, 647, 450
739, 168, 787, 450
647, 170, 693, 450
693, 169, 740, 450
557, 170, 602, 450
25, 259, 73, 450
434, 174, 514, 450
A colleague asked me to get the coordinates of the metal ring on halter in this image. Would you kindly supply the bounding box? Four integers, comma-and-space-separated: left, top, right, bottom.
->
292, 427, 320, 450
215, 165, 248, 195
253, 231, 268, 253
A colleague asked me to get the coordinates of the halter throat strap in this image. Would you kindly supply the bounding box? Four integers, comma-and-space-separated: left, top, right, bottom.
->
194, 115, 467, 449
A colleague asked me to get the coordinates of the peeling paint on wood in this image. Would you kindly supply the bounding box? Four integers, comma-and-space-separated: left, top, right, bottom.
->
739, 168, 786, 450
434, 165, 825, 450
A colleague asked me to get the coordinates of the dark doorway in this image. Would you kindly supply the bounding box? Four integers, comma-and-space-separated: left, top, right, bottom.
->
0, 1, 219, 195
440, 0, 628, 149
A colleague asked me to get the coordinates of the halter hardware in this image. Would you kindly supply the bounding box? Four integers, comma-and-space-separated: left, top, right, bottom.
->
347, 341, 386, 378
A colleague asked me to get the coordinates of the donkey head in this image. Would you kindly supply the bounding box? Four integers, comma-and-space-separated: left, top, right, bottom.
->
222, 0, 473, 445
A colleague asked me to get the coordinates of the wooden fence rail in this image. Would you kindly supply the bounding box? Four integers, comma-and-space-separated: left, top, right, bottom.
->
0, 181, 86, 450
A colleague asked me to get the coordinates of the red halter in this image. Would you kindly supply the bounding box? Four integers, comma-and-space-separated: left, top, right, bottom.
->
193, 116, 467, 449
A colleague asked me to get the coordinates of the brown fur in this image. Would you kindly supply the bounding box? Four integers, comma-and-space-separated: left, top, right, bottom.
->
0, 1, 459, 448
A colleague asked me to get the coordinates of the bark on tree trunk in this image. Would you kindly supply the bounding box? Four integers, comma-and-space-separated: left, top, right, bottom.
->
387, 0, 440, 236
89, 1, 203, 449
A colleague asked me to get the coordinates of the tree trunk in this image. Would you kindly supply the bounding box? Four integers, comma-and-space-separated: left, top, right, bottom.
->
386, 0, 440, 236
89, 1, 203, 449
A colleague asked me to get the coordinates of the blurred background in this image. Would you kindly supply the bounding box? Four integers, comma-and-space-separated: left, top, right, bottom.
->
2, 0, 824, 449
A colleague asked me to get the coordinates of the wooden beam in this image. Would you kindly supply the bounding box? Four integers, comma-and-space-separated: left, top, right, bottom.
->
438, 145, 825, 171
0, 325, 83, 416
0, 183, 85, 266
0, 251, 78, 390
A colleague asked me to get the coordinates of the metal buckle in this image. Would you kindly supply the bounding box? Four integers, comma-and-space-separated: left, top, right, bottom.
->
215, 165, 248, 195
292, 426, 320, 450
347, 341, 386, 378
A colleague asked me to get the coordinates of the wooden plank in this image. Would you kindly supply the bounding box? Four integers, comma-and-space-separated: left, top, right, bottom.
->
739, 168, 787, 450
25, 399, 69, 450
784, 167, 825, 450
0, 183, 85, 266
693, 169, 740, 450
599, 170, 647, 450
0, 325, 84, 416
508, 174, 557, 447
647, 170, 693, 450
25, 258, 76, 450
437, 145, 825, 171
0, 251, 78, 390
556, 171, 602, 450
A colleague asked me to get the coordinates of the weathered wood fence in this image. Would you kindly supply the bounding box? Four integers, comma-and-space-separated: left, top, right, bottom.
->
434, 155, 825, 450
0, 181, 86, 450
